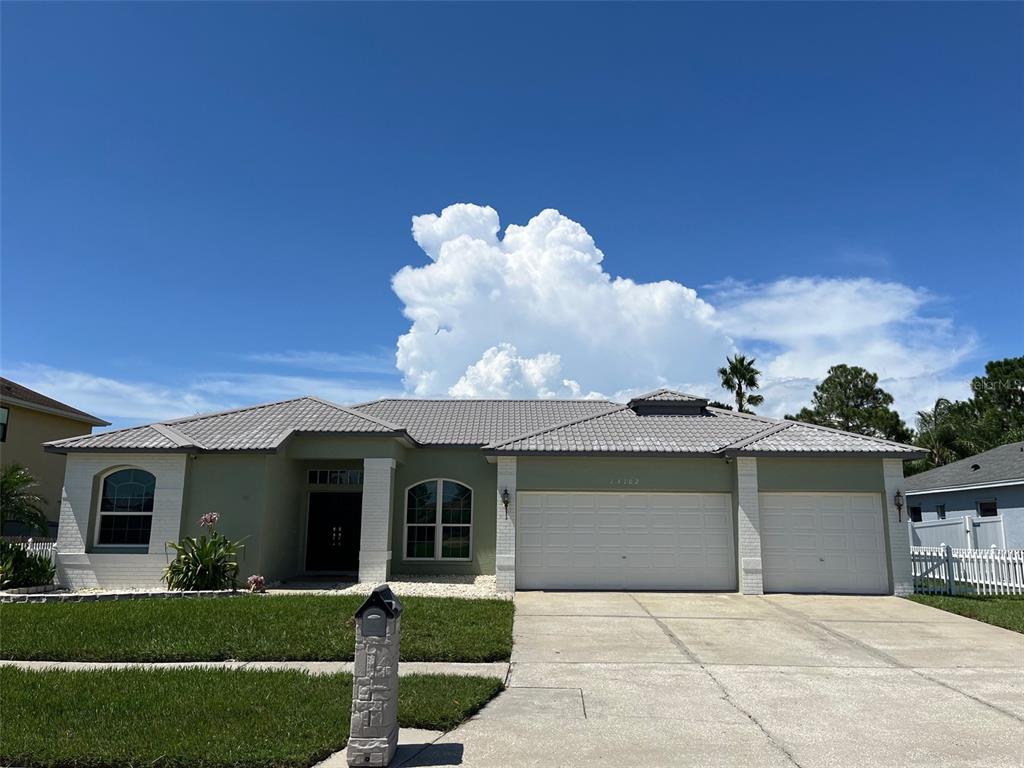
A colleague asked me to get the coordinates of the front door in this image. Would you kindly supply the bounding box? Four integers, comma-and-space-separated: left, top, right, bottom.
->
306, 492, 362, 572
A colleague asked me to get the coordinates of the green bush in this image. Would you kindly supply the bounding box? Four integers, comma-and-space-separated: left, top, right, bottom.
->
0, 541, 56, 590
163, 512, 245, 591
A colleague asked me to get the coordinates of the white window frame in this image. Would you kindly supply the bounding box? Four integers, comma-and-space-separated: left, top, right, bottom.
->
403, 478, 473, 562
93, 467, 156, 548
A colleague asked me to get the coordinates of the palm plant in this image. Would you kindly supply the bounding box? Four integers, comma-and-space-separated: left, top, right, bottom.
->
914, 398, 961, 468
0, 464, 49, 536
718, 354, 765, 414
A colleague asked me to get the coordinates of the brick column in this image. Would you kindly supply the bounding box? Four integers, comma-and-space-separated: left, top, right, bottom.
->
495, 457, 517, 594
359, 458, 396, 583
736, 457, 763, 595
883, 458, 913, 596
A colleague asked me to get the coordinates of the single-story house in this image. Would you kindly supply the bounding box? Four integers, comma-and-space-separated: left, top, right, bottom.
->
1, 377, 110, 536
45, 389, 925, 594
905, 441, 1024, 548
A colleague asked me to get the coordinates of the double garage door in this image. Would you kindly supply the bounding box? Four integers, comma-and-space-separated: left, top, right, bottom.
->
516, 491, 888, 594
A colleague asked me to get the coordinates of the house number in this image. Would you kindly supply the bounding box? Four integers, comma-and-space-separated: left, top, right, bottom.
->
609, 478, 640, 486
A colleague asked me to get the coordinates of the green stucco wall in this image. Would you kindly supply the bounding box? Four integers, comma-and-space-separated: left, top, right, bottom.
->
755, 458, 884, 493
517, 456, 734, 493
390, 448, 497, 577
285, 435, 407, 461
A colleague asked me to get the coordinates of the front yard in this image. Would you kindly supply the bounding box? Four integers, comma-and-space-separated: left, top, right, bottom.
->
0, 667, 502, 768
0, 594, 514, 662
907, 593, 1024, 634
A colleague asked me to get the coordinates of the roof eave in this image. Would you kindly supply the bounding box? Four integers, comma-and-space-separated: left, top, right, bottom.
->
482, 449, 726, 458
2, 396, 110, 427
722, 449, 929, 460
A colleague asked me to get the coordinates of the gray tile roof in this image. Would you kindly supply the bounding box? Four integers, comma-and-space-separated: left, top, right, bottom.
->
485, 406, 925, 457
352, 398, 617, 446
904, 441, 1024, 493
45, 397, 403, 452
628, 388, 708, 404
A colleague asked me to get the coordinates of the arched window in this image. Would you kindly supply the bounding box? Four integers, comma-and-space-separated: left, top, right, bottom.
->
96, 468, 156, 546
405, 480, 472, 561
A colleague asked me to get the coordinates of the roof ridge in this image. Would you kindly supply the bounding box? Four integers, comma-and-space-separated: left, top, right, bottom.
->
719, 421, 795, 453
151, 423, 205, 449
705, 406, 781, 424
484, 403, 630, 449
303, 395, 408, 432
163, 396, 316, 425
43, 423, 166, 448
775, 418, 923, 451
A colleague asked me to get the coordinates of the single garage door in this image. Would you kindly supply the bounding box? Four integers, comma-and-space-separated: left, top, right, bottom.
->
760, 492, 888, 595
516, 492, 736, 590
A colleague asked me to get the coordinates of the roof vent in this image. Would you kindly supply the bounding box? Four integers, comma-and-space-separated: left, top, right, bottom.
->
627, 388, 709, 416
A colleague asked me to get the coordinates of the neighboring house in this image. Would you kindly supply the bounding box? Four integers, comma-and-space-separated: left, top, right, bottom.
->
0, 377, 109, 536
905, 441, 1024, 549
44, 389, 925, 594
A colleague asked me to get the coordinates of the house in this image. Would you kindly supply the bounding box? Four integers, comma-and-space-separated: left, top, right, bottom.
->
905, 441, 1024, 548
43, 389, 925, 594
0, 377, 109, 536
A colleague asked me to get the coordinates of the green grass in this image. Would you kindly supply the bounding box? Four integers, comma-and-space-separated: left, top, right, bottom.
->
0, 666, 502, 768
0, 595, 513, 663
907, 593, 1024, 634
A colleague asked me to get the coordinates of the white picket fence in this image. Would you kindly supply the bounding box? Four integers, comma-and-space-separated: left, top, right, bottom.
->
1, 537, 59, 565
911, 545, 1024, 595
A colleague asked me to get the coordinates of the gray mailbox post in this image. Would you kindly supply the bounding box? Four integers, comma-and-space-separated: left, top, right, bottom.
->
347, 585, 404, 767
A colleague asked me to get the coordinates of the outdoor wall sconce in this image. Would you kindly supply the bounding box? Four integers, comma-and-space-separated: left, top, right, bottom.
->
501, 488, 511, 518
894, 489, 904, 522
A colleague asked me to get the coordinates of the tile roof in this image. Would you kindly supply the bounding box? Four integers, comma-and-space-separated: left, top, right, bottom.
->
627, 388, 708, 404
0, 377, 109, 426
352, 398, 617, 445
46, 397, 404, 452
728, 421, 924, 456
904, 441, 1024, 493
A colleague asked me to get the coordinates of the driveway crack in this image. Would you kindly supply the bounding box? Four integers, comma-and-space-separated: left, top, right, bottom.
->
627, 593, 805, 768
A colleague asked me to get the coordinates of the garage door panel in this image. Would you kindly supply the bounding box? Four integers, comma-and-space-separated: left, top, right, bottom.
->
760, 492, 888, 595
516, 492, 736, 591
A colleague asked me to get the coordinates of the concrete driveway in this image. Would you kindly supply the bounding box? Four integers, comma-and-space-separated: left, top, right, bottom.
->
398, 592, 1024, 768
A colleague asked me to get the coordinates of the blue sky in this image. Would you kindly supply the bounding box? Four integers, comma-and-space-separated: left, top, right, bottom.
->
2, 2, 1021, 429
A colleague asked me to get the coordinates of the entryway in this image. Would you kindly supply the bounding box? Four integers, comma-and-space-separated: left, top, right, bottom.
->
305, 492, 361, 572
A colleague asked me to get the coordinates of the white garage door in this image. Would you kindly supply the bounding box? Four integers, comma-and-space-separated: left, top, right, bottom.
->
516, 492, 736, 591
760, 493, 888, 595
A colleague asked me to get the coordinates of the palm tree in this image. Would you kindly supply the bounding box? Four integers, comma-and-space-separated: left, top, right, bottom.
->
718, 354, 765, 414
914, 398, 966, 468
0, 464, 49, 536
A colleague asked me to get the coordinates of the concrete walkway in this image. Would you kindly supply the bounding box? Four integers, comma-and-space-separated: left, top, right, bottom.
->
402, 592, 1024, 768
0, 659, 509, 679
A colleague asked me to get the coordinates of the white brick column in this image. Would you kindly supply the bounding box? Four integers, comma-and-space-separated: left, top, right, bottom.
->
883, 458, 912, 596
359, 458, 396, 584
736, 457, 763, 595
495, 457, 517, 594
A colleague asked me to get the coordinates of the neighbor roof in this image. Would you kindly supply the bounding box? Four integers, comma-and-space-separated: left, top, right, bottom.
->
44, 392, 927, 458
46, 396, 404, 452
904, 441, 1024, 494
0, 377, 109, 427
352, 398, 616, 446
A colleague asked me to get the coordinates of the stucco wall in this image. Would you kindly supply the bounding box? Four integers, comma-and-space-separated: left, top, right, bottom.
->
756, 457, 885, 493
517, 456, 734, 493
390, 448, 497, 576
911, 484, 1024, 549
0, 404, 97, 534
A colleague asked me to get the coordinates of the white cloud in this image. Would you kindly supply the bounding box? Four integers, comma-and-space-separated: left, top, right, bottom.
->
243, 350, 397, 375
393, 204, 977, 421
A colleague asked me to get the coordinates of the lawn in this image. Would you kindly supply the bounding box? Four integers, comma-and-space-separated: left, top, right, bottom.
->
0, 666, 502, 768
0, 595, 513, 663
907, 593, 1024, 634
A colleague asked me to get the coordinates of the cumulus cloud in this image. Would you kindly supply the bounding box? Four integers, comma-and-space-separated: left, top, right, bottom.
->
392, 204, 976, 420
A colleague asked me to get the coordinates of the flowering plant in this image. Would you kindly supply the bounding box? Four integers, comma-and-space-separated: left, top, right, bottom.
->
247, 574, 266, 593
163, 512, 244, 591
198, 512, 220, 530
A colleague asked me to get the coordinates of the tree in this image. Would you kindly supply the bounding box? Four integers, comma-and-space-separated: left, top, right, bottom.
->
912, 398, 964, 468
717, 354, 765, 414
0, 464, 49, 536
785, 364, 913, 443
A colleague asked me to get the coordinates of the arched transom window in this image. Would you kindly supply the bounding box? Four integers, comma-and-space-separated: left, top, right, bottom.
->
96, 468, 156, 546
405, 480, 472, 560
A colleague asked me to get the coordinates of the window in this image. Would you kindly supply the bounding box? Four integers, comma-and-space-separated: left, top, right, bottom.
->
977, 500, 998, 517
307, 469, 363, 486
405, 480, 472, 560
936, 504, 946, 520
0, 406, 7, 442
909, 506, 923, 523
96, 469, 156, 546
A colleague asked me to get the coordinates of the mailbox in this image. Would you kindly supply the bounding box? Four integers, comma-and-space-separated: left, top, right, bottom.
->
347, 585, 404, 767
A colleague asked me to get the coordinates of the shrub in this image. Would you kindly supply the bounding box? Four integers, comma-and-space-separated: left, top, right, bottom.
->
163, 513, 245, 591
0, 540, 56, 589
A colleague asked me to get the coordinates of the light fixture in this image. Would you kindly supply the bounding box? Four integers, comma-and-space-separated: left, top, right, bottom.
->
500, 488, 511, 518
894, 490, 904, 522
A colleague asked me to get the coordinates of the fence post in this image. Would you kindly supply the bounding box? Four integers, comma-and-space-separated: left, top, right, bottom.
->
942, 543, 954, 595
963, 516, 974, 549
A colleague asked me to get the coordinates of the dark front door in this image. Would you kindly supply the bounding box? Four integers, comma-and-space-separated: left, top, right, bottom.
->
306, 492, 362, 572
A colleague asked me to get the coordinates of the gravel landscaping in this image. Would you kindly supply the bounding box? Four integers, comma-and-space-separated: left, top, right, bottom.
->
271, 574, 506, 600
